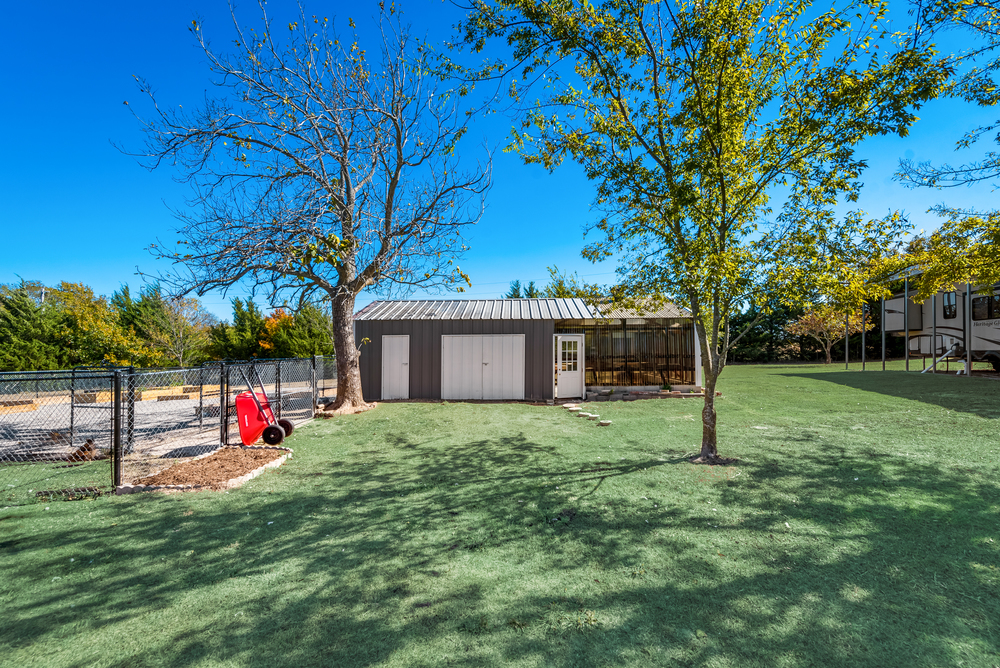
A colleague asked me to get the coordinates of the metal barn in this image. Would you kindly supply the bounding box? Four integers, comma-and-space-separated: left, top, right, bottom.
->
353, 298, 699, 402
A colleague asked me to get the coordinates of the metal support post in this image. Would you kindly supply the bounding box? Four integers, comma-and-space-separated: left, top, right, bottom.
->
904, 277, 910, 372
275, 361, 282, 419
220, 364, 228, 446
112, 371, 122, 487
125, 367, 135, 455
845, 312, 849, 370
881, 297, 886, 371
862, 304, 866, 371
311, 355, 318, 413
932, 294, 937, 374
198, 366, 204, 430
70, 368, 76, 447
967, 285, 974, 377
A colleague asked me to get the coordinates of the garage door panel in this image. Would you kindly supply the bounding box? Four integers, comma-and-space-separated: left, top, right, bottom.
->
442, 335, 523, 400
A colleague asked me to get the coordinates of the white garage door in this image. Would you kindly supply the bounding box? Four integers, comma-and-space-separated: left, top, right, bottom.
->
441, 335, 525, 400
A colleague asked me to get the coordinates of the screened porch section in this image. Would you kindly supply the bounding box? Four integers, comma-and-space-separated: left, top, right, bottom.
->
554, 318, 696, 386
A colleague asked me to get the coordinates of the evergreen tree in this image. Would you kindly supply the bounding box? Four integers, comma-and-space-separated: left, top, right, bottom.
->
0, 285, 68, 371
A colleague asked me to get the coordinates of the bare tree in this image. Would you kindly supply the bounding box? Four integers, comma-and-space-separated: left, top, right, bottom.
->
148, 297, 216, 368
124, 2, 490, 411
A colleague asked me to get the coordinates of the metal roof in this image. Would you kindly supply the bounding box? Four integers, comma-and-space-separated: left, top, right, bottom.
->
354, 298, 596, 320
595, 301, 692, 319
354, 298, 691, 321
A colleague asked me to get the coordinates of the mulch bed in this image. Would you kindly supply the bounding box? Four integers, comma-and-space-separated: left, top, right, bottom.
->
135, 447, 286, 487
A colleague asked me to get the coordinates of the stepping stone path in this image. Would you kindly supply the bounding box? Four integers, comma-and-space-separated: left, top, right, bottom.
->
562, 403, 612, 427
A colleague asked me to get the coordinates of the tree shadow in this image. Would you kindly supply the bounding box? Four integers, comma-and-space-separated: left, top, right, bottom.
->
1, 419, 998, 666
780, 370, 1000, 419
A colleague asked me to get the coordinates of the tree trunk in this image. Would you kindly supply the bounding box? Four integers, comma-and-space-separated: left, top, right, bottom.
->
697, 369, 720, 462
823, 344, 833, 364
329, 291, 372, 412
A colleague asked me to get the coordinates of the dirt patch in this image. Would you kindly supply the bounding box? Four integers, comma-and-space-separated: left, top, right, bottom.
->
322, 401, 378, 415
135, 447, 286, 487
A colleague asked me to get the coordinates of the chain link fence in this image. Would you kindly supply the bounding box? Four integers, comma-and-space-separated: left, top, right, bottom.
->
0, 356, 335, 506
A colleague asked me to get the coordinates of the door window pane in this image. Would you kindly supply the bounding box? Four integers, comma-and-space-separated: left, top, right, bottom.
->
561, 340, 578, 371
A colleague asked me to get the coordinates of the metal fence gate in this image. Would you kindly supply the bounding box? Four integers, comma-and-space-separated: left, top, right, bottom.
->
0, 356, 336, 506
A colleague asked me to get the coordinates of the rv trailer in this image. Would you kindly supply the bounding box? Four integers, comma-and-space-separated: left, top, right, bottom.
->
883, 281, 1000, 372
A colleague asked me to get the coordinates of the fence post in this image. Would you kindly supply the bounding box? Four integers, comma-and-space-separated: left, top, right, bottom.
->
125, 367, 135, 455
275, 361, 282, 419
112, 371, 122, 488
70, 368, 76, 447
198, 366, 204, 431
311, 355, 318, 414
220, 364, 228, 447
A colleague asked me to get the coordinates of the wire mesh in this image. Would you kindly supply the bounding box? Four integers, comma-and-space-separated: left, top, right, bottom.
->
118, 368, 226, 485
0, 356, 334, 504
0, 370, 115, 505
316, 355, 337, 403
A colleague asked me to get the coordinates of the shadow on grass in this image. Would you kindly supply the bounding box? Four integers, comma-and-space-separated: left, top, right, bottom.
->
781, 370, 1000, 419
1, 426, 998, 667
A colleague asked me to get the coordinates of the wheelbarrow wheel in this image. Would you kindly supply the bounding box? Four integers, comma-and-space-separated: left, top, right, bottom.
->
262, 425, 285, 445
277, 419, 294, 437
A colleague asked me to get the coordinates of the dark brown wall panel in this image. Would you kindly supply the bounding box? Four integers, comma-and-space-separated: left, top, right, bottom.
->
356, 318, 555, 402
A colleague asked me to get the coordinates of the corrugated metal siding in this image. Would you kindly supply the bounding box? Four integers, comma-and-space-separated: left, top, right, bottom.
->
356, 319, 554, 401
355, 298, 594, 321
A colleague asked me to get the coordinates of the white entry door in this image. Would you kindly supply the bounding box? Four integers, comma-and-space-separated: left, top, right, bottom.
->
442, 335, 524, 400
556, 335, 584, 398
382, 335, 409, 400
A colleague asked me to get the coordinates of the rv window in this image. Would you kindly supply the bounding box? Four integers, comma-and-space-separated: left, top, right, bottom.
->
943, 291, 957, 319
972, 296, 991, 321
994, 292, 1000, 319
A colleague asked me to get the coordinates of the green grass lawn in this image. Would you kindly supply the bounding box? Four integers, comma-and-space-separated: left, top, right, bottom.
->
1, 364, 998, 667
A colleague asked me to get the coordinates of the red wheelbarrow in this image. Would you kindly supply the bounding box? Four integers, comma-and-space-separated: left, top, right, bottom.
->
234, 365, 294, 445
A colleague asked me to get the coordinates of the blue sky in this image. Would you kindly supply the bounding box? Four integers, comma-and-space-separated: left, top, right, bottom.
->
1, 0, 997, 320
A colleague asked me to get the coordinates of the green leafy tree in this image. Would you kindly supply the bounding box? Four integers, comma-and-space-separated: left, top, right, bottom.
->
728, 302, 808, 363
208, 298, 267, 360
504, 280, 523, 298
148, 296, 216, 367
786, 305, 872, 364
895, 1, 1000, 296
111, 284, 170, 344
51, 283, 163, 367
0, 284, 68, 371
285, 302, 336, 357
541, 265, 603, 302
460, 0, 944, 461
